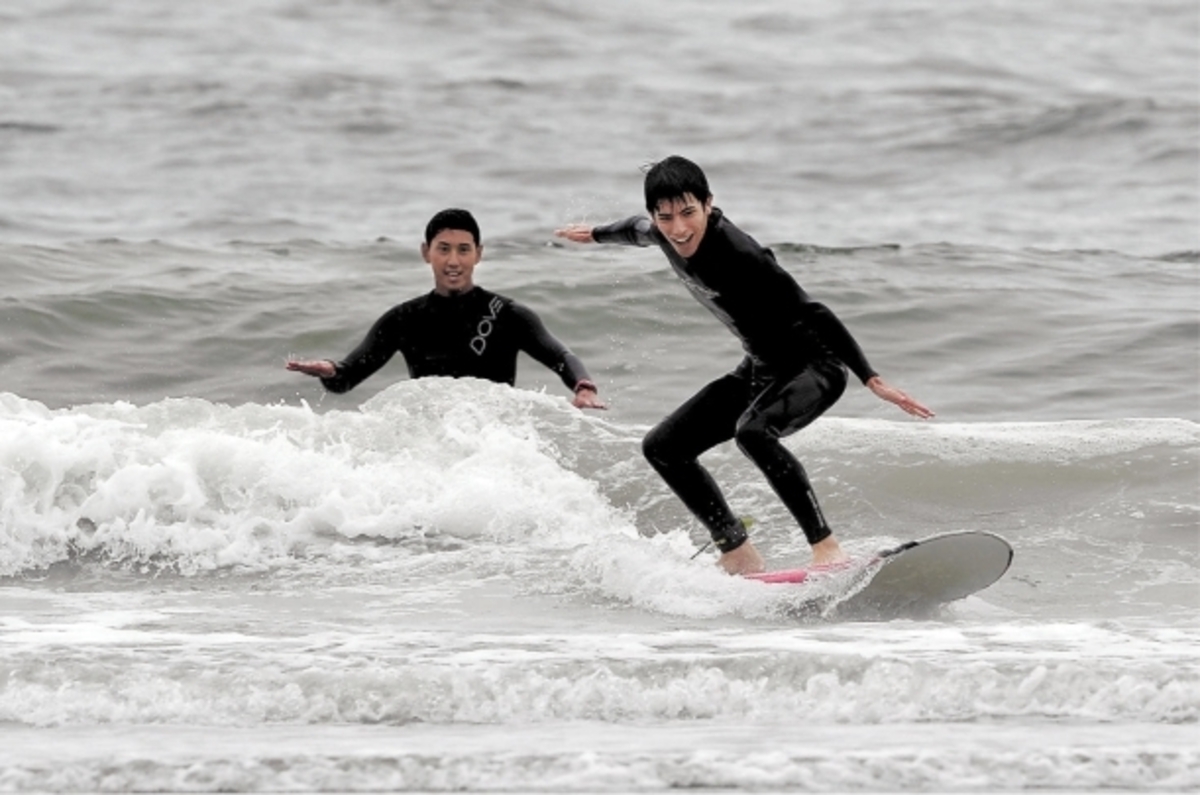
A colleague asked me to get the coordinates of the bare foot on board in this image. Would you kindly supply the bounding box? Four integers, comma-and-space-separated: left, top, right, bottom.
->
810, 536, 850, 566
718, 541, 766, 575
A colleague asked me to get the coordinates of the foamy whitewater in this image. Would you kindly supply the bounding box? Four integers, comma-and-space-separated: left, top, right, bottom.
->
1, 1, 1197, 792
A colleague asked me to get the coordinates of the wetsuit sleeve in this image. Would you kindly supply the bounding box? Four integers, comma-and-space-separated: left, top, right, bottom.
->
507, 301, 592, 391
798, 302, 879, 384
319, 308, 403, 394
591, 216, 656, 247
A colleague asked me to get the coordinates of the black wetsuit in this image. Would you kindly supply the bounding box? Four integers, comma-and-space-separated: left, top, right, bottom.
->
592, 209, 877, 551
319, 287, 592, 394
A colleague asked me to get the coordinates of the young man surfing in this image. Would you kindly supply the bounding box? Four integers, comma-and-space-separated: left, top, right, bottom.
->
556, 156, 931, 574
290, 208, 606, 410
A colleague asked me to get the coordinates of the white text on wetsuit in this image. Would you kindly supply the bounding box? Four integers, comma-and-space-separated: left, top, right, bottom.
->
471, 297, 505, 355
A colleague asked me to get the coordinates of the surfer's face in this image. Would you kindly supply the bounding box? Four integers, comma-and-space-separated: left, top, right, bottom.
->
422, 229, 481, 295
652, 193, 711, 259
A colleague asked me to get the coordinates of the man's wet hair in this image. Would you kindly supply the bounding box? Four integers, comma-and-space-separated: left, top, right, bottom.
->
425, 208, 481, 245
643, 155, 712, 213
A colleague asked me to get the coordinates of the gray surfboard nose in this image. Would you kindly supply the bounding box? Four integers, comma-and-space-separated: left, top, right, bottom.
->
836, 531, 1014, 619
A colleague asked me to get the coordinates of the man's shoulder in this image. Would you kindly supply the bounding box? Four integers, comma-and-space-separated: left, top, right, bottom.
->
498, 294, 542, 326
473, 289, 547, 331
380, 292, 423, 313
710, 209, 766, 256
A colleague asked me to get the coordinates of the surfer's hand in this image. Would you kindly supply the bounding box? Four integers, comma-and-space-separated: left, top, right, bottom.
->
554, 224, 594, 244
286, 359, 337, 378
867, 376, 934, 419
571, 387, 607, 410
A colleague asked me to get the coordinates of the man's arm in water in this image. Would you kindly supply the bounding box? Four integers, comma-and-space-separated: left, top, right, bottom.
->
286, 308, 402, 393
508, 302, 606, 410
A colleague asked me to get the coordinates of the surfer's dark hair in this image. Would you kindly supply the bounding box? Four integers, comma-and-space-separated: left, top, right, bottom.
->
425, 208, 481, 246
643, 155, 712, 213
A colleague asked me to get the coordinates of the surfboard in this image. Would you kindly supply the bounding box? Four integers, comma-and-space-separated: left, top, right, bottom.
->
746, 531, 1014, 619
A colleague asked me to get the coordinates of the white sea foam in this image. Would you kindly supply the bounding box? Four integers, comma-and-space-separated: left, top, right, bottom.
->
5, 723, 1196, 792
0, 384, 637, 576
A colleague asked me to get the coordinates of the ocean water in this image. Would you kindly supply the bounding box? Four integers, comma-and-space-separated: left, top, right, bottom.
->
1, 0, 1198, 792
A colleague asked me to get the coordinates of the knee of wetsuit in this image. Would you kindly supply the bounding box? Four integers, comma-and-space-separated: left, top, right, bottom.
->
732, 421, 774, 458
712, 521, 748, 553
641, 426, 670, 468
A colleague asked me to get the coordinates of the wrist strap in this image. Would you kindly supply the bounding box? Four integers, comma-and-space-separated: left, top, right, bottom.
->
574, 379, 597, 394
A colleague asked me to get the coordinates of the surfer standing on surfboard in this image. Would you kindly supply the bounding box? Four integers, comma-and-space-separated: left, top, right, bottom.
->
556, 156, 932, 575
288, 208, 606, 411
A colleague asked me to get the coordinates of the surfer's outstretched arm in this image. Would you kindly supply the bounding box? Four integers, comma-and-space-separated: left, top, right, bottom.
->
555, 224, 595, 244
866, 376, 935, 419
557, 216, 656, 247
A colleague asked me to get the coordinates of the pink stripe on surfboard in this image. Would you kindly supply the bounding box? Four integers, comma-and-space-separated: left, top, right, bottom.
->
744, 557, 867, 584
